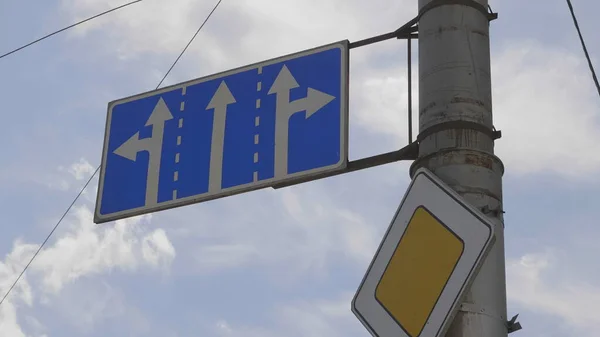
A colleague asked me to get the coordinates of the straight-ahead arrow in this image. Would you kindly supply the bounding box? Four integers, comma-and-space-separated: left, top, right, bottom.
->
206, 80, 236, 193
268, 65, 335, 179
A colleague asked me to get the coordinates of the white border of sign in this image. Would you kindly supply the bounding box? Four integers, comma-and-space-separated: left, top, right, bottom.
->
352, 168, 496, 337
95, 40, 349, 224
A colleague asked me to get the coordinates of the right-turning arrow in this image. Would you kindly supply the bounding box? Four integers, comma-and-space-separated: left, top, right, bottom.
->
206, 80, 236, 193
268, 65, 335, 179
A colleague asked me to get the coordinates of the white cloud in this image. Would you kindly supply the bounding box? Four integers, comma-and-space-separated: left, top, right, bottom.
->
174, 184, 380, 279
492, 40, 600, 178
0, 239, 38, 337
59, 1, 600, 180
61, 0, 219, 56
0, 157, 176, 336
0, 303, 27, 337
23, 316, 46, 337
39, 158, 97, 193
47, 279, 152, 335
507, 249, 600, 336
194, 243, 258, 271
213, 319, 274, 337
1, 241, 34, 298
61, 0, 413, 64
25, 2, 600, 337
212, 293, 361, 337
31, 206, 174, 294
65, 158, 96, 181
54, 281, 125, 332
277, 295, 357, 337
354, 40, 600, 179
351, 65, 418, 145
142, 228, 176, 269
215, 319, 233, 334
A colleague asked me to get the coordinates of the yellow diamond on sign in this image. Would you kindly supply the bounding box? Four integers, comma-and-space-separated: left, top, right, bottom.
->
352, 168, 494, 337
375, 206, 464, 337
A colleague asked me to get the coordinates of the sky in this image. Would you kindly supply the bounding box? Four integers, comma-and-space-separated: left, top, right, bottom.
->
0, 0, 599, 336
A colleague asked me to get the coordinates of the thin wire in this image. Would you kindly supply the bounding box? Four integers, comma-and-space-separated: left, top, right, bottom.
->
0, 0, 144, 60
0, 166, 100, 308
0, 0, 224, 309
566, 0, 600, 97
156, 0, 223, 89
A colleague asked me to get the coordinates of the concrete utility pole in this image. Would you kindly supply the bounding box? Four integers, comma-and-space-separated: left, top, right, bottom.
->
410, 0, 508, 336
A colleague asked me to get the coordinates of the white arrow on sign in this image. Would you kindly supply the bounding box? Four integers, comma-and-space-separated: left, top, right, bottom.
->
113, 97, 173, 206
268, 65, 335, 179
206, 80, 236, 193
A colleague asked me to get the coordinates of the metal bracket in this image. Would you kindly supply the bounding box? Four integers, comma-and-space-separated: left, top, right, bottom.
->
272, 142, 419, 189
487, 5, 499, 21
349, 17, 418, 49
346, 17, 419, 165
349, 0, 498, 50
507, 314, 523, 334
480, 205, 504, 217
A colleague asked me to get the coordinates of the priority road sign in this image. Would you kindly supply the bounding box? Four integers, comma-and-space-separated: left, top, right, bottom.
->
352, 168, 496, 337
94, 41, 349, 223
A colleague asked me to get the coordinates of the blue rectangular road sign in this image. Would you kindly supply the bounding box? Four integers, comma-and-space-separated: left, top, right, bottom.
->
94, 41, 349, 223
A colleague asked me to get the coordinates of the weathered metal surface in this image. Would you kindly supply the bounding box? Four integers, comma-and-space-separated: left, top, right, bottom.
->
416, 0, 508, 336
417, 129, 496, 156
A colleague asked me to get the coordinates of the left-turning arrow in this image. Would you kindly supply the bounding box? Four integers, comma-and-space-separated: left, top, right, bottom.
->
113, 97, 174, 206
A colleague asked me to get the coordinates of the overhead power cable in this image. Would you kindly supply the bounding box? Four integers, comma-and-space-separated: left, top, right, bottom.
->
0, 0, 144, 61
156, 0, 223, 89
565, 0, 600, 98
0, 0, 225, 309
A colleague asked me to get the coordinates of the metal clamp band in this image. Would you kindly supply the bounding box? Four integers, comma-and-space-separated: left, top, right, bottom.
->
419, 0, 490, 20
416, 120, 501, 143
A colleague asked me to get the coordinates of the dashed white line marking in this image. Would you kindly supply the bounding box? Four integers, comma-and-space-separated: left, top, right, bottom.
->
172, 93, 186, 201
254, 72, 262, 184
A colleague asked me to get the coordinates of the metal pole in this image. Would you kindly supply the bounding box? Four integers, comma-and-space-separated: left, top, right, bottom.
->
410, 1, 508, 336
407, 37, 413, 143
